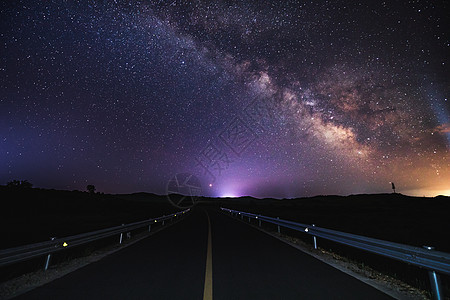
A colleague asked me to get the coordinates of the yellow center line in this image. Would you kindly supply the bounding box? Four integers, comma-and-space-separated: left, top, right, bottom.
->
203, 212, 213, 300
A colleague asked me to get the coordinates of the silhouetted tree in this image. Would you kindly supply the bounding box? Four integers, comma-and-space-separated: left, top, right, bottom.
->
391, 182, 396, 193
86, 185, 96, 194
6, 180, 33, 189
6, 180, 20, 188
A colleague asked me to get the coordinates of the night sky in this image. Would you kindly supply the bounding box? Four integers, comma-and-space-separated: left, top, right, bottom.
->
1, 1, 449, 198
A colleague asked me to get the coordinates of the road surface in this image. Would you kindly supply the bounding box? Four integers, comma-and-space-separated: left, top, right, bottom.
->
15, 207, 394, 299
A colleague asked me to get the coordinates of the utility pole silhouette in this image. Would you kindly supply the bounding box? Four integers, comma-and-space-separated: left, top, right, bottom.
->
391, 182, 396, 193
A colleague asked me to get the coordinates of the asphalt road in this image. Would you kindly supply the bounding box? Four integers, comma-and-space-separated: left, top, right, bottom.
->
15, 207, 394, 299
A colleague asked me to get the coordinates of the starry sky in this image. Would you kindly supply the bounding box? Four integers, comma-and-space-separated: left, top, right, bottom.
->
1, 0, 449, 198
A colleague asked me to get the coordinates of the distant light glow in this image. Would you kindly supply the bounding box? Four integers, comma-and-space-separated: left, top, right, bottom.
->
404, 188, 450, 197
221, 193, 238, 198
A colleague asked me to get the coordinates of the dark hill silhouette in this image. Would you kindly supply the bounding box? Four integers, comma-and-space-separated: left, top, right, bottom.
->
0, 186, 177, 249
205, 192, 450, 252
2, 186, 448, 252
115, 192, 168, 203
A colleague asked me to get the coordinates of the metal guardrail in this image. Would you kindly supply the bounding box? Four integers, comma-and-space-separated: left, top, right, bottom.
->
221, 207, 450, 300
0, 209, 190, 269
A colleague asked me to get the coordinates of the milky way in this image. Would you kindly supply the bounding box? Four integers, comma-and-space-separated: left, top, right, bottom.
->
1, 1, 449, 197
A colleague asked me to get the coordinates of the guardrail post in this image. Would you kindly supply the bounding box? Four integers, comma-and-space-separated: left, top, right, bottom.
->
258, 217, 261, 227
312, 224, 317, 249
44, 237, 55, 271
119, 224, 124, 244
241, 214, 243, 220
423, 246, 442, 300
277, 217, 280, 233
44, 253, 51, 271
